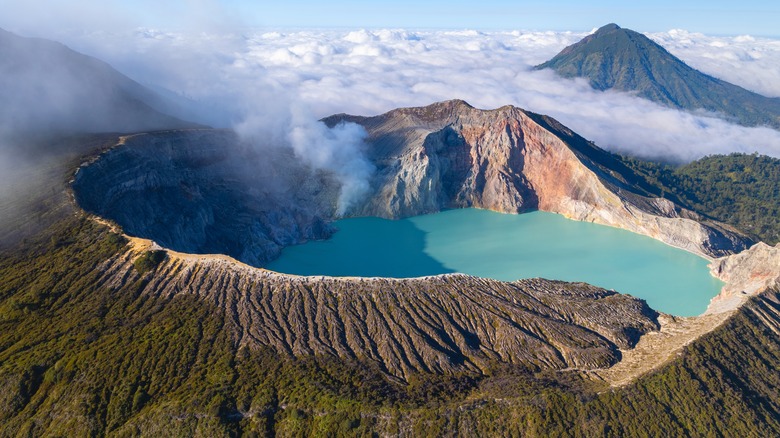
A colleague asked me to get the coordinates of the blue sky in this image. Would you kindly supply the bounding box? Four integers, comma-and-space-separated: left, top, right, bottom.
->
235, 0, 780, 35
1, 0, 779, 36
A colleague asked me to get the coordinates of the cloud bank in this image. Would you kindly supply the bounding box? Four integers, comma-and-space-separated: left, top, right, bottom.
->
3, 22, 780, 168
648, 29, 780, 98
0, 22, 777, 230
52, 26, 780, 164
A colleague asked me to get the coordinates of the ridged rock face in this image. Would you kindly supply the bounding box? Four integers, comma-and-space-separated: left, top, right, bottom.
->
74, 131, 339, 266
100, 249, 659, 380
326, 100, 749, 258
743, 289, 780, 337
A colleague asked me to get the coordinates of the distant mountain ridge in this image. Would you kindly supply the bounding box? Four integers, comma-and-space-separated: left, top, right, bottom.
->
536, 23, 780, 129
0, 28, 197, 136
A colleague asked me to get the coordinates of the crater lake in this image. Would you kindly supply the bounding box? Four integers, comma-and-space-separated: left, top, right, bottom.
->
267, 208, 724, 316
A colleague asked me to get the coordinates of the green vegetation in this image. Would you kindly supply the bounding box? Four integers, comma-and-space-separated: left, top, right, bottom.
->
133, 250, 166, 274
536, 23, 780, 129
0, 133, 118, 249
622, 153, 780, 244
1, 215, 780, 436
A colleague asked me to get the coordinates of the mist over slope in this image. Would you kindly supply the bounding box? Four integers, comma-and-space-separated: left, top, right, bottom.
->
0, 28, 194, 136
0, 28, 198, 246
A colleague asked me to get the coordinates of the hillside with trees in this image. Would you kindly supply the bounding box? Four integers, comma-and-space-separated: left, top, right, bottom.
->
622, 153, 780, 245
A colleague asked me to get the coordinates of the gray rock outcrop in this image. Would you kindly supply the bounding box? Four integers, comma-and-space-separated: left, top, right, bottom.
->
74, 130, 340, 266
707, 242, 780, 313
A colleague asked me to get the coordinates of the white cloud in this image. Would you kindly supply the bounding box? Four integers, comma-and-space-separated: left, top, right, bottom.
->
289, 119, 374, 216
10, 26, 780, 163
0, 0, 242, 37
647, 29, 780, 98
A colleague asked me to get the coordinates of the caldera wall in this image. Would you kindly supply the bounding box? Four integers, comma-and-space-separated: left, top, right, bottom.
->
99, 239, 660, 380
74, 101, 751, 270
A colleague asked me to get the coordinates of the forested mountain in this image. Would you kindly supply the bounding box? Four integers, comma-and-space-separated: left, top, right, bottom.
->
536, 23, 780, 129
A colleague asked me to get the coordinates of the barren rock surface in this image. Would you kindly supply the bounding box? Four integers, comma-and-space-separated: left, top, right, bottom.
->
74, 130, 339, 266
708, 242, 780, 313
100, 240, 659, 380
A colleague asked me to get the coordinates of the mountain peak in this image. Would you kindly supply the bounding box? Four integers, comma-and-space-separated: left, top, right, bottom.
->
535, 24, 780, 129
427, 99, 475, 111
384, 99, 479, 124
595, 23, 621, 34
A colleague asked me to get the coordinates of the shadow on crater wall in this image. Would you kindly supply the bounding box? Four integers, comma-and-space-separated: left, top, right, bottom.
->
73, 130, 340, 266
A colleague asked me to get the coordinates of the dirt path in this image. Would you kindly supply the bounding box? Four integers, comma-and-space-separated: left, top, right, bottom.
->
591, 311, 735, 387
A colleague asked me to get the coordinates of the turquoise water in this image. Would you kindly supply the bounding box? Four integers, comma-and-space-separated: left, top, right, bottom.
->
267, 209, 724, 316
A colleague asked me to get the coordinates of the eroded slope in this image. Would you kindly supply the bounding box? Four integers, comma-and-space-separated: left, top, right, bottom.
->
100, 239, 659, 380
3, 218, 780, 436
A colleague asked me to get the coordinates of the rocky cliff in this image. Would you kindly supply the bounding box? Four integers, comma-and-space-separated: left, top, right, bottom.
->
326, 100, 749, 258
707, 242, 780, 313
